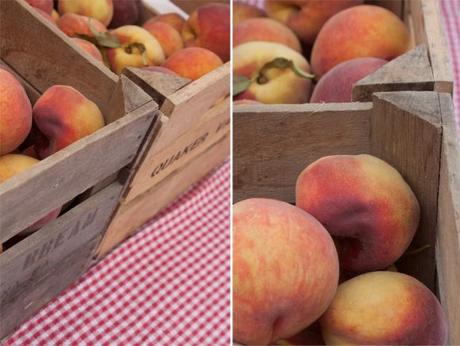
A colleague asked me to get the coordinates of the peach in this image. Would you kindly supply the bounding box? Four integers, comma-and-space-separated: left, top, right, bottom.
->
320, 271, 448, 345
234, 18, 301, 53
265, 0, 362, 45
163, 47, 222, 81
311, 5, 410, 78
233, 41, 312, 104
310, 57, 387, 103
182, 3, 230, 62
33, 85, 105, 158
58, 13, 108, 38
296, 154, 420, 273
58, 0, 114, 27
35, 8, 57, 25
25, 0, 53, 15
0, 68, 32, 155
233, 1, 266, 26
106, 25, 165, 74
72, 38, 104, 62
143, 21, 183, 58
233, 198, 339, 345
233, 99, 262, 106
0, 154, 61, 234
51, 9, 60, 24
109, 0, 141, 28
146, 13, 185, 33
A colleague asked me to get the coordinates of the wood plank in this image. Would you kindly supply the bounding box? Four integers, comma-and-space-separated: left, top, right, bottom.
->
124, 98, 230, 202
0, 102, 158, 243
0, 0, 118, 116
367, 0, 404, 18
142, 0, 188, 17
0, 59, 41, 104
435, 93, 460, 345
170, 0, 229, 14
97, 135, 229, 258
234, 103, 372, 203
352, 45, 434, 101
370, 91, 442, 291
420, 0, 454, 93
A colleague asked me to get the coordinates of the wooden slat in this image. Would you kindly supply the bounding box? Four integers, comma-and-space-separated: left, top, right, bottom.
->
0, 59, 41, 104
370, 91, 442, 291
171, 0, 229, 14
233, 103, 372, 203
97, 135, 229, 258
0, 102, 158, 243
367, 0, 404, 18
435, 93, 460, 345
352, 45, 434, 101
142, 0, 188, 17
124, 98, 230, 201
0, 0, 118, 116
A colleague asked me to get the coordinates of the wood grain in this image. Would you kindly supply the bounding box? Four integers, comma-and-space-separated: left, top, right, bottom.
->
234, 103, 372, 203
97, 135, 229, 258
352, 45, 434, 101
370, 91, 442, 291
0, 102, 158, 243
435, 93, 460, 345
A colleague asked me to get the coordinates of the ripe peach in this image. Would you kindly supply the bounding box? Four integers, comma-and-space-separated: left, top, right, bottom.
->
233, 1, 266, 26
33, 85, 105, 158
72, 38, 104, 62
0, 68, 32, 155
311, 5, 410, 78
143, 21, 183, 58
58, 0, 114, 27
25, 0, 53, 15
35, 8, 57, 25
51, 9, 60, 24
233, 198, 339, 345
146, 13, 185, 33
106, 25, 165, 74
310, 57, 387, 103
163, 47, 222, 81
233, 41, 312, 104
234, 18, 301, 53
320, 271, 448, 345
265, 0, 362, 45
182, 3, 230, 62
109, 0, 141, 28
58, 13, 108, 38
296, 154, 420, 273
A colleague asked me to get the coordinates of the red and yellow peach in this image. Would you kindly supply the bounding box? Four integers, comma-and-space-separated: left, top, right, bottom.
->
58, 13, 108, 38
58, 0, 114, 27
143, 21, 183, 58
233, 1, 266, 26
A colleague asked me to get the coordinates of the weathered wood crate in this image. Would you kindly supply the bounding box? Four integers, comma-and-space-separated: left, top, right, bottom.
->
234, 92, 460, 344
0, 0, 160, 339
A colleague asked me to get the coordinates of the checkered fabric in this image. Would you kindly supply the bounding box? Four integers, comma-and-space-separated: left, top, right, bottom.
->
5, 160, 231, 345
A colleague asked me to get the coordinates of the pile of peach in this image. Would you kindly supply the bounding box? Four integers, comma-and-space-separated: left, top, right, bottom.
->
233, 155, 448, 345
233, 1, 410, 104
0, 68, 105, 248
26, 0, 230, 81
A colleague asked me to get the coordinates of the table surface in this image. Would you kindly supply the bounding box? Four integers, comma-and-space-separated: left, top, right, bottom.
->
5, 0, 459, 345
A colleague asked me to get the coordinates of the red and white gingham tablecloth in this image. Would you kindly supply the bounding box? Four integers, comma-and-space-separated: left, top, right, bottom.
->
4, 0, 459, 345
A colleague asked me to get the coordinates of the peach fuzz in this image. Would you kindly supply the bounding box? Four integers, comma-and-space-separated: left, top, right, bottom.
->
311, 5, 410, 78
0, 68, 32, 155
310, 57, 387, 103
233, 41, 312, 104
234, 18, 301, 53
107, 25, 165, 74
233, 198, 339, 345
25, 0, 53, 15
163, 47, 222, 81
265, 0, 362, 45
33, 85, 105, 159
146, 13, 186, 33
320, 272, 448, 345
72, 38, 104, 62
296, 154, 420, 273
58, 0, 113, 27
233, 1, 266, 26
0, 154, 39, 183
182, 3, 230, 62
143, 21, 183, 58
58, 13, 108, 38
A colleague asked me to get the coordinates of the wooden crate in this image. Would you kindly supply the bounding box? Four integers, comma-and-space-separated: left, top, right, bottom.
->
0, 0, 160, 339
233, 92, 460, 344
96, 0, 231, 257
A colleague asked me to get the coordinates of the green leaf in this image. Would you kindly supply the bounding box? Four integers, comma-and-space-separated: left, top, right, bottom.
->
257, 57, 314, 84
233, 75, 252, 96
87, 18, 121, 48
